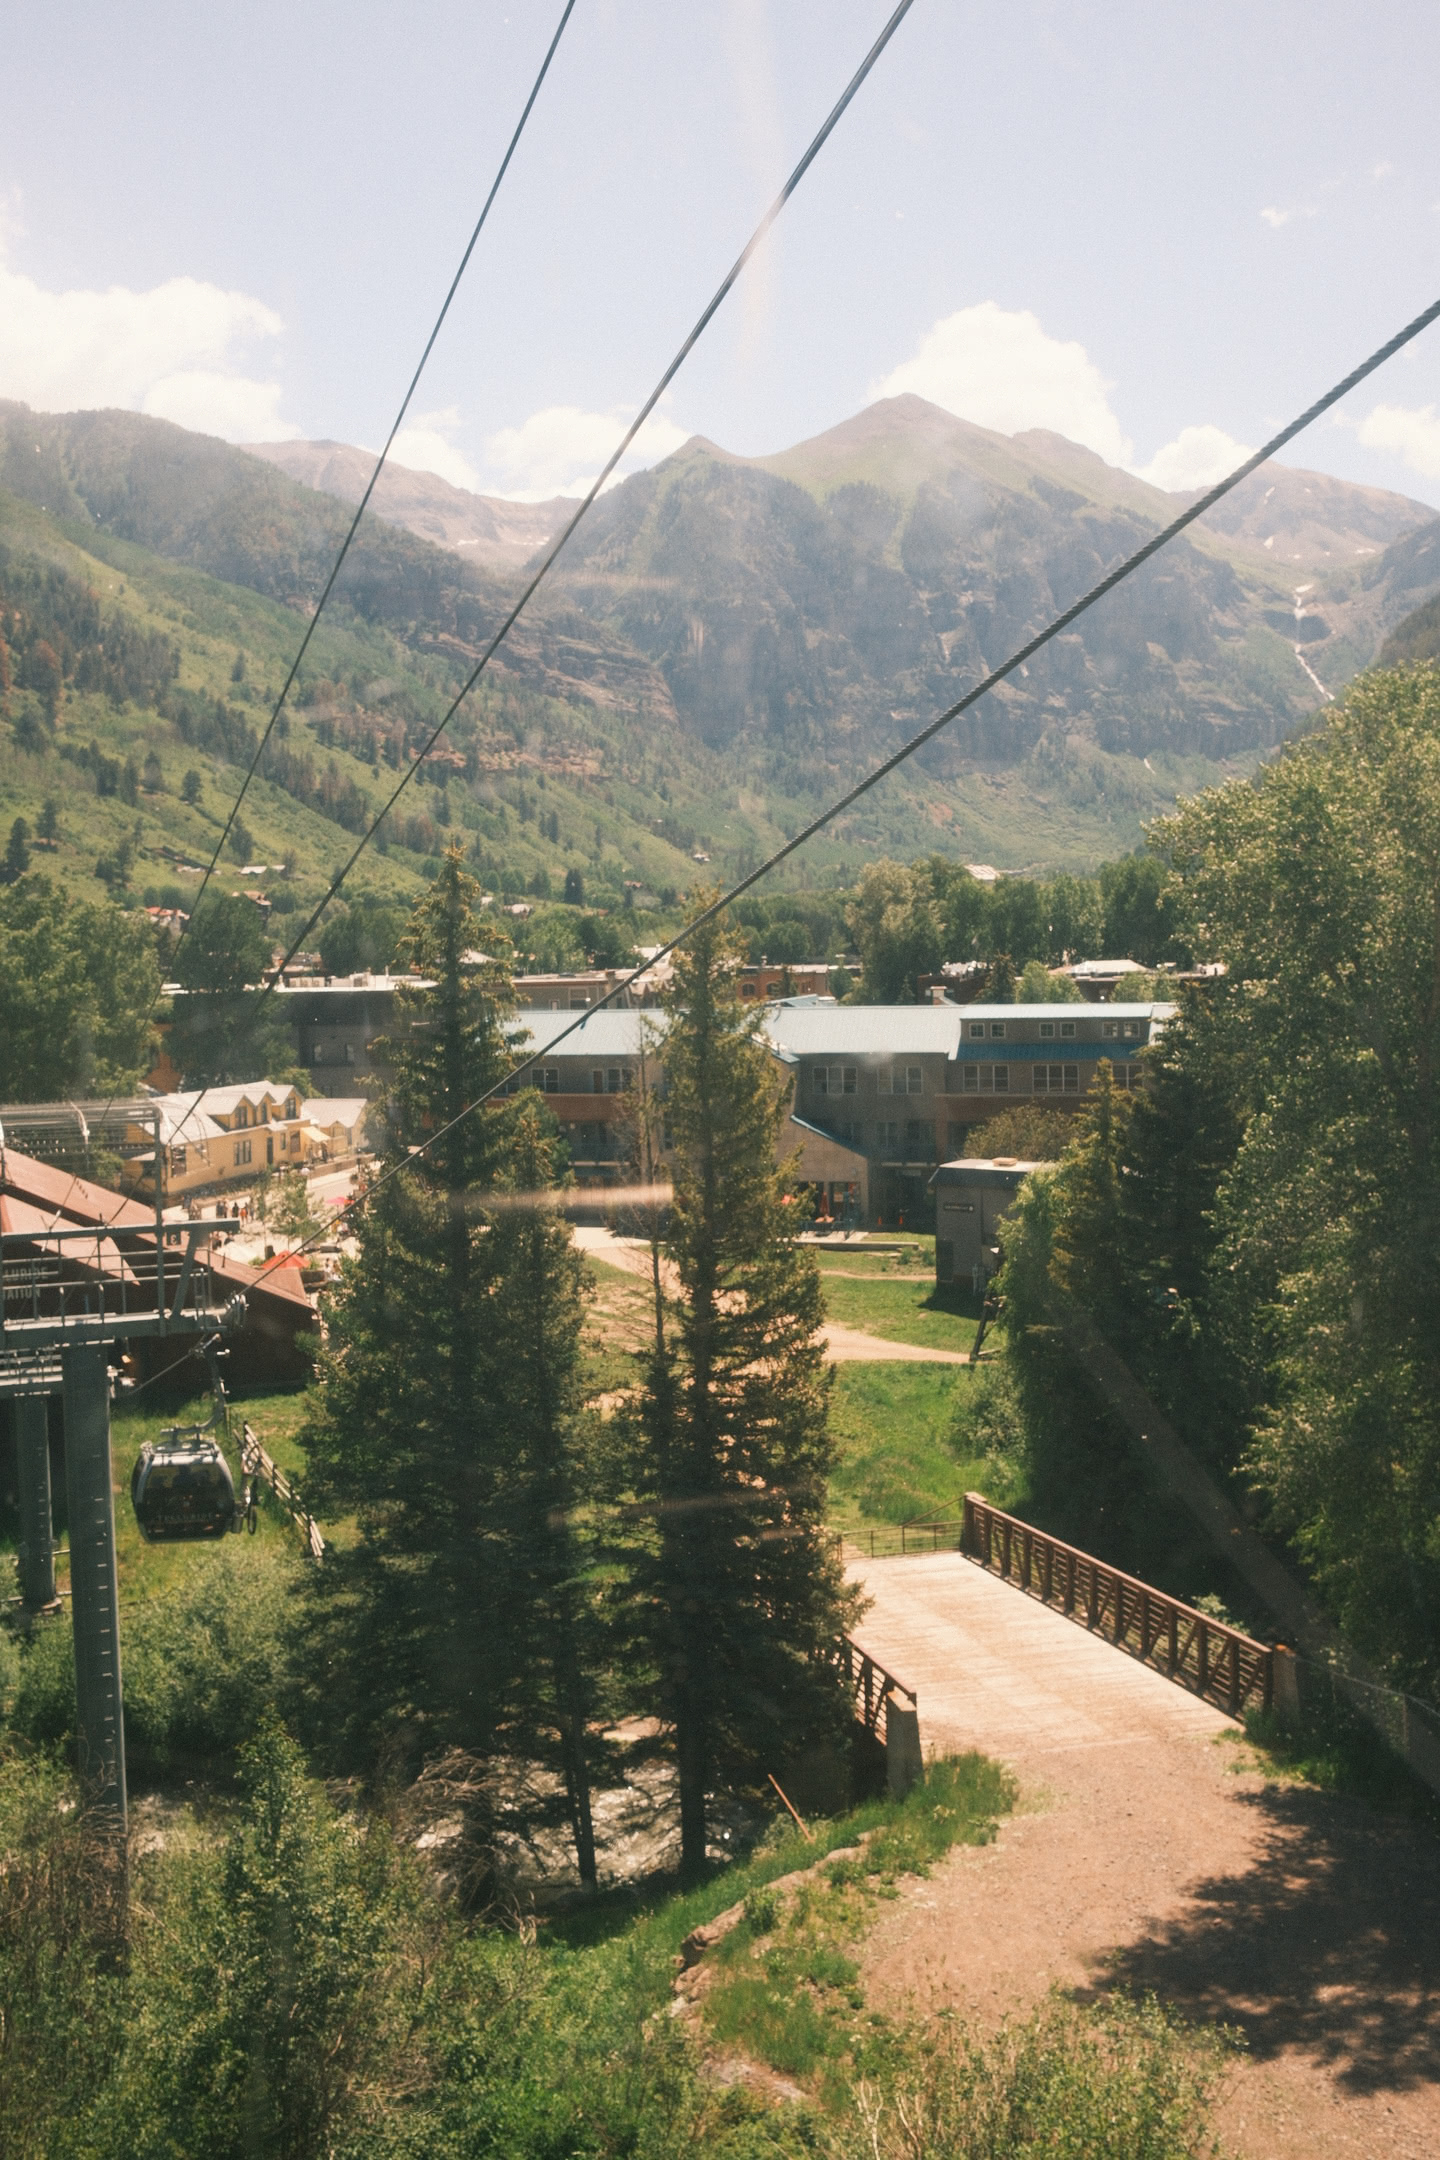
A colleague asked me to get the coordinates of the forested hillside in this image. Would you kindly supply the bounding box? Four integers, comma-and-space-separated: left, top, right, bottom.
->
10, 397, 1437, 895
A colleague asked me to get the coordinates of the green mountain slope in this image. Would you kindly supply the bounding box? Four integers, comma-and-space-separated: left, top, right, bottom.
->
552, 396, 1438, 795
0, 478, 760, 932
6, 396, 1435, 894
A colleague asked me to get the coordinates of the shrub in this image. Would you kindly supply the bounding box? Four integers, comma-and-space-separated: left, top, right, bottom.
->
11, 1544, 300, 1779
834, 1993, 1234, 2160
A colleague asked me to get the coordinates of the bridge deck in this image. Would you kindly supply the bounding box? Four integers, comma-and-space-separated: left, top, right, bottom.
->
848, 1551, 1440, 2160
848, 1547, 1230, 1761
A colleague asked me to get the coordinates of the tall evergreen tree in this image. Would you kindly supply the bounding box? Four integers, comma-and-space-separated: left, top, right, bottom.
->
629, 909, 854, 1878
486, 1096, 602, 1887
302, 848, 522, 1773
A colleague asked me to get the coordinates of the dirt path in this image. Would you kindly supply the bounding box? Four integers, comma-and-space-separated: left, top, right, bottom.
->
575, 1227, 969, 1364
849, 1553, 1440, 2159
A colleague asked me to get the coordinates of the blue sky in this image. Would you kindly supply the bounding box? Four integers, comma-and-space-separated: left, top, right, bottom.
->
4, 0, 1440, 506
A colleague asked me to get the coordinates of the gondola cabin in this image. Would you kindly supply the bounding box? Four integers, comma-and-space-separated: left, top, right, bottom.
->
131, 1437, 238, 1542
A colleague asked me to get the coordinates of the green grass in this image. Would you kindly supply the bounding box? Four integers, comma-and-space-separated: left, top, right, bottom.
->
827, 1360, 1028, 1534
701, 1754, 1013, 2086
1231, 1703, 1440, 1828
829, 1366, 976, 1528
820, 1271, 990, 1353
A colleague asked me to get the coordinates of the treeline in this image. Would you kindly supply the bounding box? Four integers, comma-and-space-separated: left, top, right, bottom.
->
844, 852, 1187, 1002
0, 873, 160, 1099
0, 544, 179, 737
992, 662, 1440, 1701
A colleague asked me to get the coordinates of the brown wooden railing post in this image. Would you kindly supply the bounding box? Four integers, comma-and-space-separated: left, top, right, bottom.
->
962, 1493, 977, 1554
1113, 1574, 1126, 1645
1140, 1587, 1150, 1661
1198, 1621, 1210, 1699
1168, 1606, 1178, 1675
1001, 1518, 1012, 1579
1227, 1635, 1241, 1717
1086, 1560, 1098, 1628
1065, 1549, 1076, 1615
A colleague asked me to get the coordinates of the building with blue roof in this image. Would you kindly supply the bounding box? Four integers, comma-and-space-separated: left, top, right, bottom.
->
505, 997, 1173, 1224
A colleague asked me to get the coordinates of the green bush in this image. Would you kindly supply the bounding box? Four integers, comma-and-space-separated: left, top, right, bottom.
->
0, 1747, 125, 2160
11, 1544, 300, 1777
830, 1993, 1234, 2160
92, 1721, 433, 2160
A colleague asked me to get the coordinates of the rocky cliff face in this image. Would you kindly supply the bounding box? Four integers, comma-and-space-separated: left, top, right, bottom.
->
548, 397, 1437, 779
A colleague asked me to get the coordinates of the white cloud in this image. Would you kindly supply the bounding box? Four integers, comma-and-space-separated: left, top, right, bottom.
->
870, 302, 1133, 465
1133, 423, 1255, 492
1356, 402, 1440, 481
482, 403, 691, 501
1260, 201, 1317, 229
0, 244, 299, 441
390, 408, 482, 491
142, 370, 297, 443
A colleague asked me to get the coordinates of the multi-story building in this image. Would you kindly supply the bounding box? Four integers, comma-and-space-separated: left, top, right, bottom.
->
464, 996, 1172, 1225
762, 999, 1173, 1228
121, 1085, 370, 1203
508, 1008, 666, 1189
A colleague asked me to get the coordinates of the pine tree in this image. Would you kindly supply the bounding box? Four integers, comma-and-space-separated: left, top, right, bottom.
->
486, 1097, 602, 1886
302, 848, 523, 1772
629, 909, 854, 1878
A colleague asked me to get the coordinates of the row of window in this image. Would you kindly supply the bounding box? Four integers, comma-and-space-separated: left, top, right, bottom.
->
526, 1066, 635, 1095
964, 1019, 1145, 1042
231, 1095, 300, 1129
955, 1062, 1143, 1095
814, 1063, 925, 1097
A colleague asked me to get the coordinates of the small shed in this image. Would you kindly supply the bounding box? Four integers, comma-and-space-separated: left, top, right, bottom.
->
930, 1157, 1053, 1286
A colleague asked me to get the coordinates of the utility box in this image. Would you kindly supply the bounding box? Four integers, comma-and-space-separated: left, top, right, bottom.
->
930, 1158, 1053, 1285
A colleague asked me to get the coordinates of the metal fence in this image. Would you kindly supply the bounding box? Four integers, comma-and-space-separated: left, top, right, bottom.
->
840, 1634, 916, 1750
960, 1492, 1273, 1717
240, 1422, 325, 1560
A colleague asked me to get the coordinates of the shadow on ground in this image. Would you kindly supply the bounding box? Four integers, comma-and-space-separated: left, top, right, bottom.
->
1093, 1780, 1440, 2095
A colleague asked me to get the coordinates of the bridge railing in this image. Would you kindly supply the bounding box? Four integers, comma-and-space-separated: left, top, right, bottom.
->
960, 1492, 1272, 1717
841, 1519, 964, 1560
840, 1634, 916, 1749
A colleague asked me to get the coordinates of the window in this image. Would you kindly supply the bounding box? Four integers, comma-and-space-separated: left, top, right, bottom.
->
236, 1103, 249, 1129
1123, 1021, 1140, 1038
605, 1067, 633, 1093
1114, 1063, 1142, 1091
541, 1067, 560, 1093
958, 1063, 1010, 1094
881, 1065, 922, 1094
259, 1100, 270, 1124
903, 1119, 934, 1156
876, 1120, 899, 1152
233, 1138, 252, 1166
992, 1065, 1009, 1094
1060, 1021, 1076, 1039
1102, 1020, 1118, 1039
1039, 1021, 1055, 1039
1034, 1064, 1081, 1095
168, 1145, 187, 1175
814, 1064, 857, 1096
960, 1064, 979, 1092
591, 1069, 604, 1093
286, 1097, 298, 1119
968, 1022, 986, 1039
990, 1022, 1006, 1039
